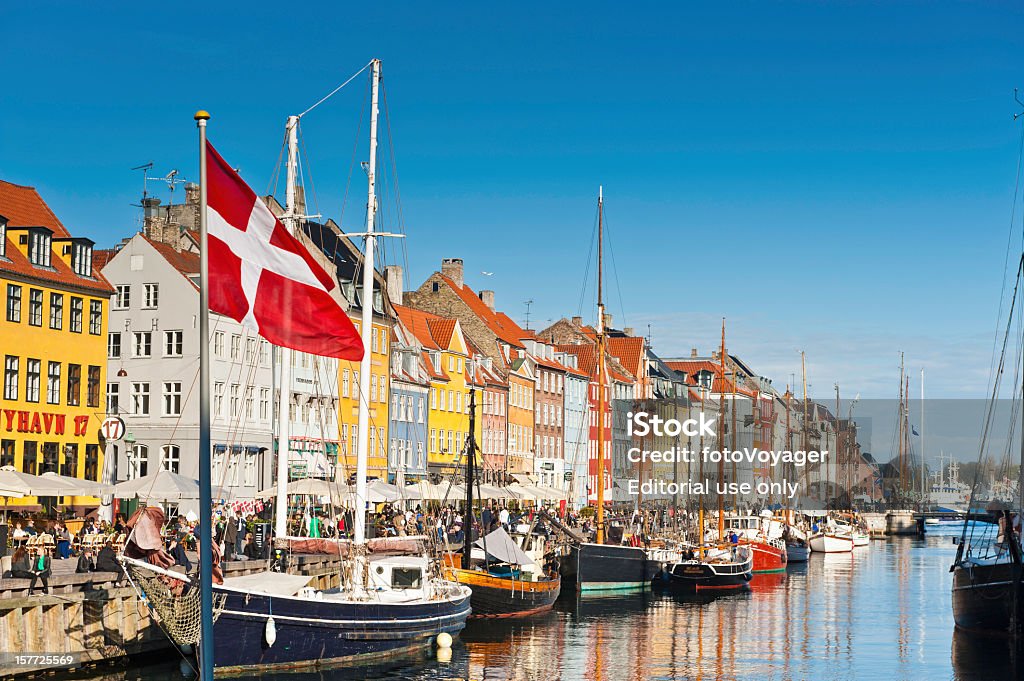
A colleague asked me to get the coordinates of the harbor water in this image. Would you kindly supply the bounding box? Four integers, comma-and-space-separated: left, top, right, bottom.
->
64, 524, 1016, 681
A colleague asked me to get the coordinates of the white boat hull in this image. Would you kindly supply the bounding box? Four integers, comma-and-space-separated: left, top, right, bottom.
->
852, 532, 870, 547
809, 533, 854, 553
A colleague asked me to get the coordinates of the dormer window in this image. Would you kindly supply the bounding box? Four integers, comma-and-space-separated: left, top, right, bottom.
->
0, 215, 7, 258
71, 240, 94, 277
28, 228, 52, 268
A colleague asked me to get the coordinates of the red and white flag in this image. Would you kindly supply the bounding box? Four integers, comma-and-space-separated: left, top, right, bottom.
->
205, 142, 364, 361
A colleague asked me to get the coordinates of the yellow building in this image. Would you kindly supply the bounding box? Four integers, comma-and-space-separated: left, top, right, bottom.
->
0, 180, 114, 510
505, 358, 535, 476
392, 304, 469, 477
337, 314, 390, 481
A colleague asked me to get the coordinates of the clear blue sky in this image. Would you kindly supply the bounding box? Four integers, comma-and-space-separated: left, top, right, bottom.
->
4, 1, 1023, 399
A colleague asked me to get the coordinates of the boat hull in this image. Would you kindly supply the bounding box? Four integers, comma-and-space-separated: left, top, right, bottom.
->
444, 567, 560, 618
952, 561, 1024, 637
852, 532, 870, 547
562, 543, 649, 593
746, 540, 787, 573
211, 584, 472, 675
786, 542, 810, 563
654, 558, 752, 592
809, 533, 854, 553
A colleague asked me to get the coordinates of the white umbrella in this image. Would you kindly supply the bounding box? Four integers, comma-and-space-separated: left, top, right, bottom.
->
39, 471, 112, 496
112, 469, 200, 501
255, 477, 348, 500
0, 466, 78, 496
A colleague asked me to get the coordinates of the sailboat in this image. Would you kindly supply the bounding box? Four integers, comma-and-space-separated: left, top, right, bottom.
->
557, 188, 653, 594
653, 321, 753, 591
122, 60, 472, 675
442, 391, 561, 616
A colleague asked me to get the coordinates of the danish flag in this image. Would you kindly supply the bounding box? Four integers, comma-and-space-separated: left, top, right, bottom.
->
205, 141, 364, 361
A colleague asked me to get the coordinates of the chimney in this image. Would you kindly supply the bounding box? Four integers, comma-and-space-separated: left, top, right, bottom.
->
385, 265, 403, 305
142, 197, 162, 219
294, 186, 307, 218
691, 347, 698, 358
185, 183, 200, 206
441, 258, 464, 288
623, 326, 635, 336
605, 313, 613, 329
479, 290, 495, 311
571, 316, 583, 327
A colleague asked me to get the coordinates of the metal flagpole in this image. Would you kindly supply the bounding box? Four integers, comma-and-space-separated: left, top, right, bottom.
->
194, 109, 215, 680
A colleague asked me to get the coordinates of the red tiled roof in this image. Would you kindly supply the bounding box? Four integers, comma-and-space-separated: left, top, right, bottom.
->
0, 181, 68, 237
93, 249, 116, 272
426, 318, 457, 349
420, 350, 450, 381
665, 359, 754, 397
1, 181, 113, 294
607, 336, 645, 376
438, 275, 526, 349
142, 236, 201, 289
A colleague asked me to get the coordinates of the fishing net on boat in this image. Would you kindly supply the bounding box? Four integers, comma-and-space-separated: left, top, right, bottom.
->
126, 564, 227, 646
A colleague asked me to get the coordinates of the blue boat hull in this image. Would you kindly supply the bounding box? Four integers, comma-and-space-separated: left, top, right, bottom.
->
211, 586, 472, 675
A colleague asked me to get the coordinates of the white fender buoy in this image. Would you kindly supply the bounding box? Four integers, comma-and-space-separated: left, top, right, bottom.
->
436, 646, 452, 663
436, 632, 453, 649
265, 616, 277, 647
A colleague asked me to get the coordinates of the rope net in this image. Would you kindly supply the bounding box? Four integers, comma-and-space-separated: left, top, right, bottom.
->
127, 565, 226, 646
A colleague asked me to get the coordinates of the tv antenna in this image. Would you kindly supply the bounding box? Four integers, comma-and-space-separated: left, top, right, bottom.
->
148, 169, 187, 204
524, 299, 534, 330
1015, 88, 1024, 121
131, 162, 154, 203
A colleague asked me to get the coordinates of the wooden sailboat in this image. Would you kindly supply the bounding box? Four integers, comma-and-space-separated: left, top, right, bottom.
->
559, 187, 651, 593
443, 391, 561, 617
654, 321, 753, 591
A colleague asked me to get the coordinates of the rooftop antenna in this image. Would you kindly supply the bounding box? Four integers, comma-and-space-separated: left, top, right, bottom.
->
131, 162, 154, 202
524, 299, 534, 330
646, 323, 653, 349
148, 169, 187, 205
1014, 88, 1024, 120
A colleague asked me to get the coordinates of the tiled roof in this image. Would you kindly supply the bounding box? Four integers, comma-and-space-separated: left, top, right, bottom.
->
607, 336, 645, 376
144, 236, 201, 288
93, 249, 116, 272
0, 181, 68, 237
1, 181, 114, 294
438, 275, 526, 350
426, 318, 457, 349
665, 359, 754, 397
554, 343, 635, 384
420, 350, 450, 381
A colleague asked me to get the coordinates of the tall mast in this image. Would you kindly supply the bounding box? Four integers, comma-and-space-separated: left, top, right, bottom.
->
596, 186, 606, 545
834, 383, 840, 509
920, 368, 925, 505
898, 353, 905, 496
275, 114, 300, 538
354, 59, 381, 549
463, 390, 476, 569
718, 319, 726, 540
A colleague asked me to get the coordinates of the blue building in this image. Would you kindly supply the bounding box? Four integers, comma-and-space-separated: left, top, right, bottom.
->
557, 350, 590, 509
388, 315, 430, 484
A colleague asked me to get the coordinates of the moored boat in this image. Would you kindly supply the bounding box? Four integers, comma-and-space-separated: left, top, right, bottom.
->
809, 532, 854, 553
653, 545, 753, 592
744, 537, 788, 572
786, 540, 810, 562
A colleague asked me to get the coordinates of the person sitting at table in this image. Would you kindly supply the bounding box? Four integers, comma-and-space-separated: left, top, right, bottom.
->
24, 519, 38, 536
242, 533, 261, 560
11, 522, 28, 545
94, 540, 124, 580
55, 522, 72, 559
168, 534, 192, 572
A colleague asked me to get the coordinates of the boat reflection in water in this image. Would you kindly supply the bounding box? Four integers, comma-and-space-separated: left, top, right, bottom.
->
950, 630, 1024, 681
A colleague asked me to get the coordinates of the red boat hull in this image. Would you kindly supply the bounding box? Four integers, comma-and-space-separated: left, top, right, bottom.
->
745, 540, 787, 573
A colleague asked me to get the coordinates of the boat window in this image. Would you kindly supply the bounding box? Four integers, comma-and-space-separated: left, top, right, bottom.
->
391, 567, 423, 589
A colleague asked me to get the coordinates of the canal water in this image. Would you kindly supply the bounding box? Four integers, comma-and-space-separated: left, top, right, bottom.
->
67, 524, 1020, 681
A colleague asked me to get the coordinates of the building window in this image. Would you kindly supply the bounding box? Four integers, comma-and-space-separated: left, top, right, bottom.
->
134, 331, 152, 357
143, 283, 159, 309
260, 388, 270, 420
230, 334, 241, 360
129, 444, 149, 480
89, 300, 102, 334
213, 331, 224, 357
46, 361, 61, 404
87, 366, 100, 407
84, 445, 99, 481
62, 443, 78, 478
132, 382, 150, 416
164, 330, 183, 357
28, 230, 51, 267
49, 292, 63, 329
27, 289, 42, 326
0, 218, 5, 258
214, 382, 224, 418
3, 356, 17, 400
25, 359, 40, 403
0, 439, 13, 468
260, 340, 270, 366
342, 369, 350, 398
163, 381, 182, 416
41, 442, 58, 474
71, 241, 93, 277
108, 332, 121, 359
244, 452, 256, 486
6, 284, 21, 322
230, 384, 240, 417
114, 284, 130, 310
244, 386, 254, 419
161, 444, 180, 473
22, 441, 37, 475
371, 374, 378, 403
107, 382, 119, 415
66, 363, 81, 406
70, 297, 83, 333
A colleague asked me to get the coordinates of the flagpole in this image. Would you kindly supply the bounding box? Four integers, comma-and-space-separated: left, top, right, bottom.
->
194, 109, 215, 680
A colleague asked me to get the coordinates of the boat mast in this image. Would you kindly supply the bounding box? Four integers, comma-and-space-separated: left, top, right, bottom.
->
463, 389, 476, 569
596, 186, 606, 545
834, 384, 840, 509
920, 368, 926, 506
718, 319, 726, 541
898, 353, 905, 497
354, 58, 381, 551
275, 114, 300, 538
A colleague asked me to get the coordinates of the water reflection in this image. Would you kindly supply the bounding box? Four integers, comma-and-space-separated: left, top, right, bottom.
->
55, 529, 1020, 681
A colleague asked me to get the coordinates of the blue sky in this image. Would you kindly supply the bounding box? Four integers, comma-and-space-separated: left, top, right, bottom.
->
4, 1, 1023, 399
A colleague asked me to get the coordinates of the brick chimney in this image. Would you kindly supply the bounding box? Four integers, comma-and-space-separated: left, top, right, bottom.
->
441, 258, 464, 288
623, 327, 635, 336
479, 290, 495, 311
691, 347, 698, 358
385, 265, 403, 305
604, 313, 613, 329
571, 316, 583, 327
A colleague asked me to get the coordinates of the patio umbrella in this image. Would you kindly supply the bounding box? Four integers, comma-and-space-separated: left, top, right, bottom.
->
112, 469, 200, 502
39, 471, 112, 496
255, 477, 348, 500
0, 466, 79, 496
